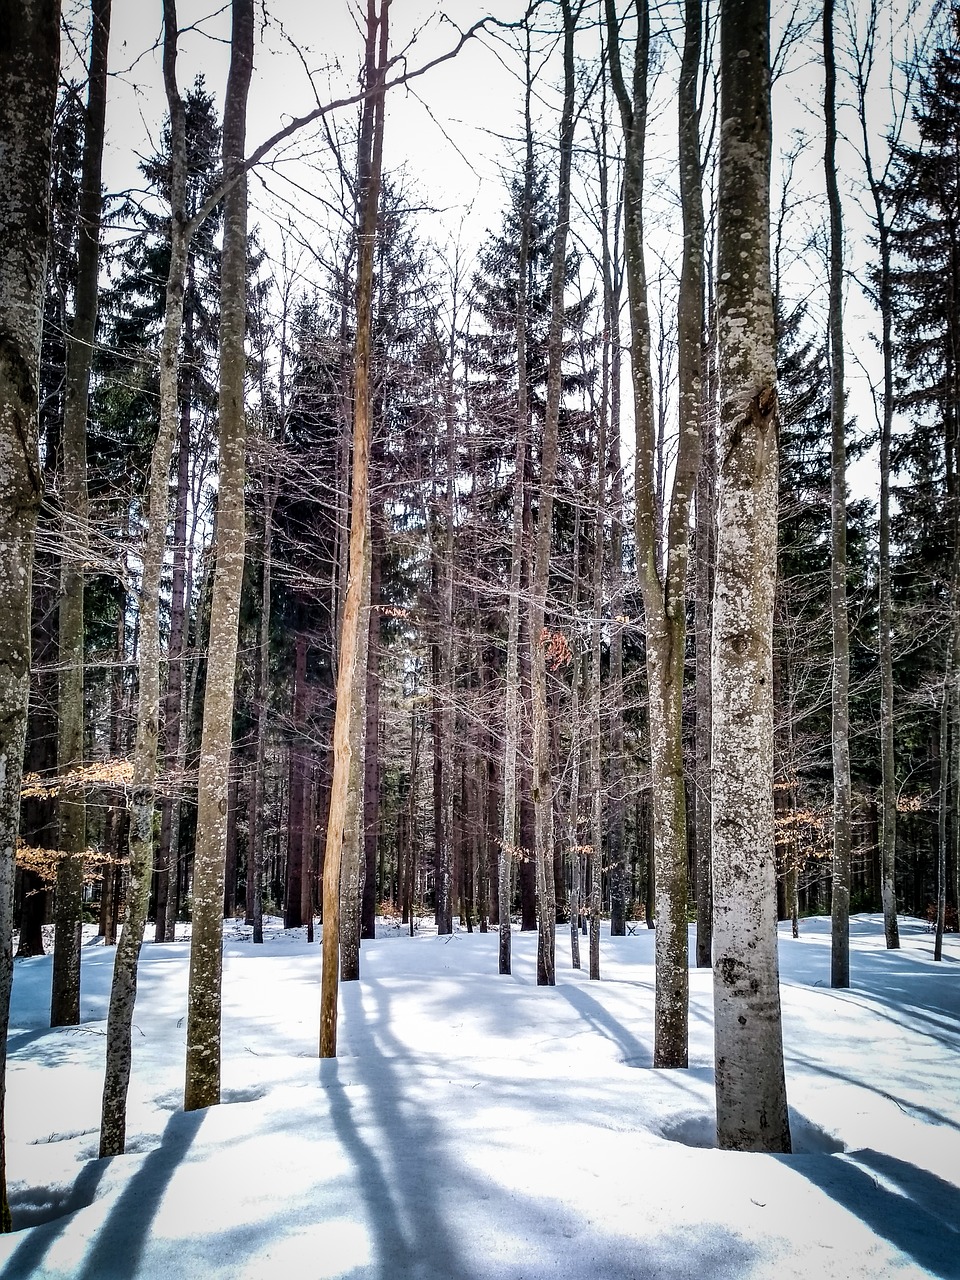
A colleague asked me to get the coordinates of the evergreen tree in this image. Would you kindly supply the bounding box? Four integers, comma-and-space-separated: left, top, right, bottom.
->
886, 9, 960, 929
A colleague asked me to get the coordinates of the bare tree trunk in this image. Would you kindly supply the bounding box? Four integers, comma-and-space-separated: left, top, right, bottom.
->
606, 0, 700, 1067
50, 0, 110, 1028
530, 0, 580, 988
711, 0, 790, 1153
320, 0, 388, 1058
285, 631, 307, 929
824, 0, 852, 990
935, 551, 960, 961
361, 509, 382, 940
852, 1, 900, 951
499, 25, 536, 976
156, 322, 195, 942
100, 0, 189, 1156
0, 0, 60, 1229
340, 542, 370, 981
183, 0, 254, 1114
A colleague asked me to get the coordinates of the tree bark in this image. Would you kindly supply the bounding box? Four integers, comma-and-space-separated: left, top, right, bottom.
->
100, 0, 189, 1158
853, 2, 900, 951
184, 0, 254, 1114
50, 0, 111, 1028
824, 0, 852, 990
606, 0, 700, 1066
498, 25, 537, 976
712, 0, 791, 1153
320, 0, 387, 1058
0, 0, 60, 1229
530, 0, 580, 988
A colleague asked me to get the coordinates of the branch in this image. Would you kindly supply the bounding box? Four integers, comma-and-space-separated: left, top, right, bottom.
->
185, 15, 500, 241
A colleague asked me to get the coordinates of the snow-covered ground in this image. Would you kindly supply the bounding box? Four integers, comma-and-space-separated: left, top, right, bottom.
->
2, 913, 958, 1279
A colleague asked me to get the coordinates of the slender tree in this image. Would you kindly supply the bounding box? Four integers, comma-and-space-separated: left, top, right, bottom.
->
184, 0, 254, 1113
100, 0, 191, 1156
712, 0, 791, 1153
529, 0, 581, 987
824, 0, 852, 988
320, 0, 388, 1057
606, 0, 702, 1065
49, 0, 111, 1029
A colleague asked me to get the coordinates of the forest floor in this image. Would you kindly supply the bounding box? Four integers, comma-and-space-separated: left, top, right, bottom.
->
1, 912, 958, 1279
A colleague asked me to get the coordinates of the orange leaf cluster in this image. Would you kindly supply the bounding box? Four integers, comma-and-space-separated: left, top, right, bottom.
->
539, 627, 573, 671
16, 839, 127, 888
20, 758, 134, 799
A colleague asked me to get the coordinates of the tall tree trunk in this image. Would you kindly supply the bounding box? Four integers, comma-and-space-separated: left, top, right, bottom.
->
340, 545, 371, 981
530, 0, 580, 988
499, 24, 536, 976
320, 0, 388, 1058
0, 0, 60, 1229
155, 355, 193, 942
854, 4, 900, 951
606, 0, 700, 1066
936, 549, 960, 960
100, 0, 189, 1157
285, 630, 307, 929
711, 0, 791, 1153
825, 0, 852, 990
694, 106, 716, 974
597, 94, 627, 942
361, 508, 382, 940
51, 0, 111, 1028
248, 463, 277, 944
184, 0, 254, 1114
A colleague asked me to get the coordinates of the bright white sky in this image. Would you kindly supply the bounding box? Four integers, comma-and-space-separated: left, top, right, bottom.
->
3, 913, 959, 1277
65, 0, 942, 509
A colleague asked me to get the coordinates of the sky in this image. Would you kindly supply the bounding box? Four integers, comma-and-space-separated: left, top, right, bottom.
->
2, 912, 958, 1279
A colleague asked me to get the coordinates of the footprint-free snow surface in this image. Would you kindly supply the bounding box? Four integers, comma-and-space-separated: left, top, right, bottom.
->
2, 914, 958, 1279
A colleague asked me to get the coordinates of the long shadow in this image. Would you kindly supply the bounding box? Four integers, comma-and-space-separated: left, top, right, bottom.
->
787, 1051, 960, 1133
554, 982, 651, 1067
321, 1062, 417, 1276
1, 1160, 108, 1280
77, 1108, 203, 1280
336, 978, 474, 1280
780, 1147, 960, 1278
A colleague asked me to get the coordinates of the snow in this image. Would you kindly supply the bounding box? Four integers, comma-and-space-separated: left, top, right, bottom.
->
2, 913, 958, 1279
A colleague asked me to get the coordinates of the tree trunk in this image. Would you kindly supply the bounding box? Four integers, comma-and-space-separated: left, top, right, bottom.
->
184, 0, 254, 1114
339, 545, 371, 981
155, 349, 193, 942
51, 0, 110, 1028
0, 0, 60, 1230
320, 0, 387, 1058
361, 509, 382, 940
530, 0, 580, 988
100, 0, 189, 1158
498, 27, 537, 976
854, 4, 900, 952
711, 0, 791, 1154
824, 0, 852, 990
606, 0, 701, 1067
285, 630, 307, 929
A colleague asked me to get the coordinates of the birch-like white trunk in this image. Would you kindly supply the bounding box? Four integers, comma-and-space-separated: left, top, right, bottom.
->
712, 0, 791, 1153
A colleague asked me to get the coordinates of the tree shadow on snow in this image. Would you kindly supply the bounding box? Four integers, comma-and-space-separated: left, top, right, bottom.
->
780, 1148, 960, 1278
554, 982, 651, 1067
327, 978, 473, 1280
